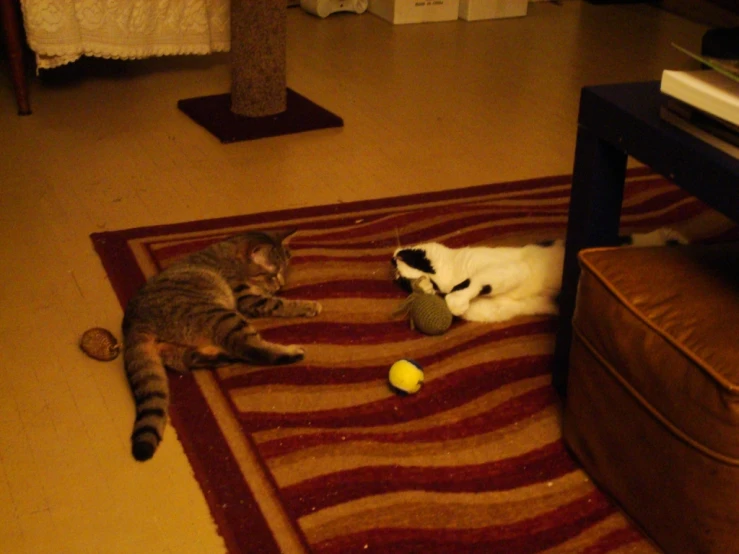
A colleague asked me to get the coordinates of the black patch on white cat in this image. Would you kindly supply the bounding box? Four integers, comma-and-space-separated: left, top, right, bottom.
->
395, 276, 413, 293
479, 284, 492, 296
429, 279, 447, 298
451, 279, 471, 293
537, 239, 555, 247
395, 249, 436, 274
617, 235, 633, 246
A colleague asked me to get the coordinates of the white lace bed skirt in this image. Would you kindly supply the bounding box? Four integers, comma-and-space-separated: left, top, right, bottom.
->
20, 0, 231, 69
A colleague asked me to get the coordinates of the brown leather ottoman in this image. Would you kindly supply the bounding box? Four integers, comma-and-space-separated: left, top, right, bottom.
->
563, 243, 739, 554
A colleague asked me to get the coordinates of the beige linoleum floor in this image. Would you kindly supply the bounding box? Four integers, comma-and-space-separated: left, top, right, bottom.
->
0, 2, 710, 553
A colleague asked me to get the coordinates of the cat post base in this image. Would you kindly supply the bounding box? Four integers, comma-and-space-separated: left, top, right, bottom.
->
177, 0, 343, 143
177, 89, 343, 144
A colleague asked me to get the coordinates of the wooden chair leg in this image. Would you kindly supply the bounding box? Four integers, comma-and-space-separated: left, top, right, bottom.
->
1, 0, 31, 115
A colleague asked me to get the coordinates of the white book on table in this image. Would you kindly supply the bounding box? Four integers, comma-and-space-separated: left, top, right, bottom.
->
660, 69, 739, 127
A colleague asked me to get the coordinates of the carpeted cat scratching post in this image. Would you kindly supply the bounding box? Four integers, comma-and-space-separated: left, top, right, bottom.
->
177, 0, 342, 144
231, 0, 287, 117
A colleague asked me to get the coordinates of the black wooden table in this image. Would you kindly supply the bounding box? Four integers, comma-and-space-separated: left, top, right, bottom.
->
553, 80, 739, 398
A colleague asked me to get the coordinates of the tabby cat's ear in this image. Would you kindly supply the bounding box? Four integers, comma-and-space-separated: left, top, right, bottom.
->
265, 228, 297, 244
267, 229, 297, 244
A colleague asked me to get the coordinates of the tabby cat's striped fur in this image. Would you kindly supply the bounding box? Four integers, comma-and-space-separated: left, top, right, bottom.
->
122, 229, 320, 461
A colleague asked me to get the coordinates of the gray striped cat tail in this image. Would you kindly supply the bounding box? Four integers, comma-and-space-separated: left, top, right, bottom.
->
123, 328, 169, 461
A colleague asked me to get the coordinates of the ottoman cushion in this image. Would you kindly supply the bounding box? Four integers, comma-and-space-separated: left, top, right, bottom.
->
563, 243, 739, 554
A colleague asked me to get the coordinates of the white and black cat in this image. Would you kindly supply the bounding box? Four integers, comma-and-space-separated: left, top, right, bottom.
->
391, 228, 687, 323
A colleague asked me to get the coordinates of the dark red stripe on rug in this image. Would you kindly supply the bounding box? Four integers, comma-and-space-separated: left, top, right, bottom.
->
311, 492, 616, 554
233, 356, 552, 432
257, 319, 437, 345
221, 321, 553, 389
278, 279, 402, 300
281, 441, 577, 517
257, 385, 555, 458
258, 319, 554, 359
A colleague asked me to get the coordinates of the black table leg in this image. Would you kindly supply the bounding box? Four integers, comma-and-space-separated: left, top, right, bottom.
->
552, 125, 627, 398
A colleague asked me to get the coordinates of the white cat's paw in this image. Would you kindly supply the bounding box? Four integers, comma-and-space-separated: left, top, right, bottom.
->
445, 293, 470, 317
413, 275, 435, 294
631, 228, 689, 246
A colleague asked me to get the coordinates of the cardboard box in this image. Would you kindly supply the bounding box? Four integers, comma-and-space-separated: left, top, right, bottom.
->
369, 0, 460, 24
458, 0, 527, 21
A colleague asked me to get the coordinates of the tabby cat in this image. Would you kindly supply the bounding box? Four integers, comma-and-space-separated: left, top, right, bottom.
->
122, 229, 320, 461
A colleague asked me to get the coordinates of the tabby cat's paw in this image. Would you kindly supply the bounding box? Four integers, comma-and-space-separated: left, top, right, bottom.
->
275, 345, 305, 365
303, 301, 322, 317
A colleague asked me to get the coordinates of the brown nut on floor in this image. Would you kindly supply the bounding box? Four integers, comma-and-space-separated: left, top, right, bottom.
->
79, 327, 121, 361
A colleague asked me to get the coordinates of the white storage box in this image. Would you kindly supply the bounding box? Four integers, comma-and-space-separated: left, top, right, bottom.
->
459, 0, 527, 21
369, 0, 459, 24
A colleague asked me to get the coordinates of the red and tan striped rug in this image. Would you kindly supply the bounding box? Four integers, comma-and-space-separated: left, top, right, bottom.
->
92, 169, 735, 554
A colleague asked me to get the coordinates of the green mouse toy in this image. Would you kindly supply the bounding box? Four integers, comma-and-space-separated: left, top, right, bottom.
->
393, 276, 453, 336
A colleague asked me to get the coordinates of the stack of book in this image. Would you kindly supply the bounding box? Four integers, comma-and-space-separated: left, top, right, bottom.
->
660, 44, 739, 157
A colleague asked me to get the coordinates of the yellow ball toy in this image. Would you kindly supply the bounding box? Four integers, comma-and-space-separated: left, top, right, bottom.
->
388, 359, 424, 394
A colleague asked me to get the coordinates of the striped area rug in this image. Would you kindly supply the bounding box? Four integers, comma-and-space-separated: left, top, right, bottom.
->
92, 169, 734, 554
